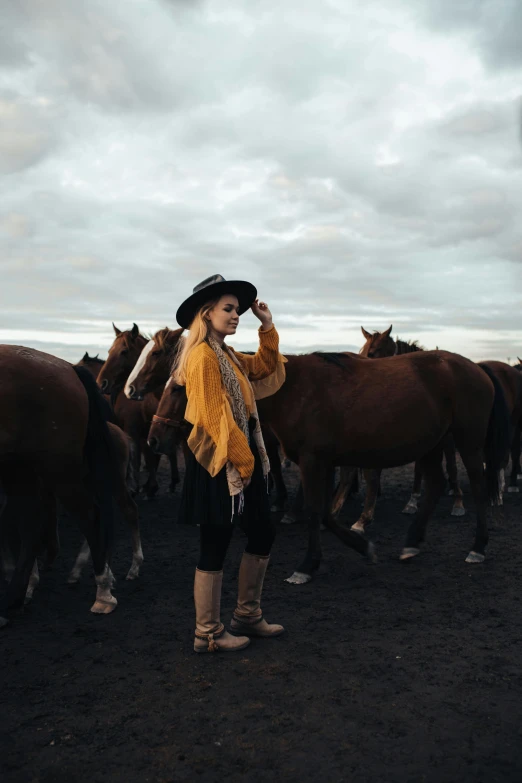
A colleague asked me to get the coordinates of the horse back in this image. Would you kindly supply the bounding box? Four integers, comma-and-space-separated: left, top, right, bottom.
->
0, 345, 89, 456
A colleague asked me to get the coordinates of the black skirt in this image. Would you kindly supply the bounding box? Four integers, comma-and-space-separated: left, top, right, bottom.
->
178, 421, 270, 528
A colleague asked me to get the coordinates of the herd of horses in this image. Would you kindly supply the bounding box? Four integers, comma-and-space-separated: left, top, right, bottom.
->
1, 319, 520, 625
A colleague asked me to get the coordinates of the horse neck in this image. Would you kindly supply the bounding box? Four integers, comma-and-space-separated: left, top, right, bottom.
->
395, 339, 423, 355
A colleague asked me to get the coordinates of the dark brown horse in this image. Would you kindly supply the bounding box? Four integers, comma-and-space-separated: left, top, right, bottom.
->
0, 347, 118, 624
359, 326, 465, 519
148, 349, 510, 584
97, 324, 178, 498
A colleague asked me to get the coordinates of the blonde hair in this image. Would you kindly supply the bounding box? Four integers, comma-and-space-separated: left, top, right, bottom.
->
173, 297, 220, 385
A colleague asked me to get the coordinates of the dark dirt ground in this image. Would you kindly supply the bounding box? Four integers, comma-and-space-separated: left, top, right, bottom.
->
1, 457, 522, 783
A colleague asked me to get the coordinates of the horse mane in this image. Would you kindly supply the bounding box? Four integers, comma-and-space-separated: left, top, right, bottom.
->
313, 351, 351, 368
395, 338, 425, 354
153, 327, 184, 352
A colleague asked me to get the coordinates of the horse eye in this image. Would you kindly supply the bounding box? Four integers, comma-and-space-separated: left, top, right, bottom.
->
121, 349, 129, 356
152, 350, 161, 357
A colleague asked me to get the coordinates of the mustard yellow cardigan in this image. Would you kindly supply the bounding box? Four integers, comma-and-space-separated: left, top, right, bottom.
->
184, 325, 281, 479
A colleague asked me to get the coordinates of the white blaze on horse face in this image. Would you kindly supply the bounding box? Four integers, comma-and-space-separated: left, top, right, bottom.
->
124, 340, 155, 398
165, 375, 173, 388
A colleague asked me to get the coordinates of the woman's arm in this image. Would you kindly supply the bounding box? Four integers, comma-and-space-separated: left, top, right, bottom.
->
233, 299, 280, 381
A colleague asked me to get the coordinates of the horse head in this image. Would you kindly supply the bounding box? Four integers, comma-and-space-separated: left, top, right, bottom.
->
360, 325, 394, 358
97, 323, 148, 394
125, 327, 184, 400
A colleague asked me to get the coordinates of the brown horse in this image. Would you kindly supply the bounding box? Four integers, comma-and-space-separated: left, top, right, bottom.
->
359, 326, 465, 519
148, 349, 510, 584
0, 347, 118, 624
97, 324, 178, 497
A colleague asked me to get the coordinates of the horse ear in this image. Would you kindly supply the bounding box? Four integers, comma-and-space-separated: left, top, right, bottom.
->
383, 325, 393, 339
130, 323, 139, 339
82, 351, 89, 361
113, 322, 122, 336
518, 357, 522, 364
361, 326, 372, 340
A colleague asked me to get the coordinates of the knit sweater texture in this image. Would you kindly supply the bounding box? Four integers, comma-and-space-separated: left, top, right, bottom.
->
185, 325, 280, 479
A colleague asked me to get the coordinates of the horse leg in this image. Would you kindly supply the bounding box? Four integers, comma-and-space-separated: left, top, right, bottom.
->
400, 447, 446, 561
48, 470, 117, 615
285, 459, 330, 584
268, 445, 288, 513
444, 438, 466, 516
115, 484, 143, 581
142, 441, 161, 500
459, 451, 490, 563
25, 560, 40, 604
68, 538, 91, 584
0, 488, 41, 624
168, 448, 180, 494
402, 461, 423, 514
331, 466, 358, 519
281, 480, 303, 525
508, 428, 520, 493
351, 469, 381, 533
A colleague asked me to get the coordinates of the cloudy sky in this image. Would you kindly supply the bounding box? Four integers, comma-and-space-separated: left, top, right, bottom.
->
1, 0, 522, 363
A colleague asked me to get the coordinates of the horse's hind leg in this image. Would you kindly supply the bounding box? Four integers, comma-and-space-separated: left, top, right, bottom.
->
331, 466, 357, 519
351, 468, 381, 533
444, 437, 466, 516
49, 471, 117, 614
508, 428, 520, 493
459, 450, 489, 563
401, 446, 446, 561
402, 461, 423, 514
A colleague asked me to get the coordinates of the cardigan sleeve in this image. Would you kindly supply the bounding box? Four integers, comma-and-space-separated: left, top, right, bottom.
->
233, 325, 280, 381
186, 348, 255, 479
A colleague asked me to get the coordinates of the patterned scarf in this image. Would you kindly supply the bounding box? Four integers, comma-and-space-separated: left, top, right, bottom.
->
207, 336, 270, 507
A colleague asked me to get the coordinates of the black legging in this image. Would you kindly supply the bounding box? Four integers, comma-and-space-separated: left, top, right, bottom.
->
198, 516, 276, 571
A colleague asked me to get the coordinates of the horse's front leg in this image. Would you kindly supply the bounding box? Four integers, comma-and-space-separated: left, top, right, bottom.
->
285, 458, 329, 584
351, 468, 381, 533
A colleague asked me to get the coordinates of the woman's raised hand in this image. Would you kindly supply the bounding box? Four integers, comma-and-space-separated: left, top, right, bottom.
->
251, 299, 273, 330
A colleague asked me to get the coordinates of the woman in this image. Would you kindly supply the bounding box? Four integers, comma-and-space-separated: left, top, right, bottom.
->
175, 274, 285, 653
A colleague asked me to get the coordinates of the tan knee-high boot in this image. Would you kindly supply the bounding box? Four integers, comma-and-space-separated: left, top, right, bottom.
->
194, 568, 250, 653
230, 553, 285, 637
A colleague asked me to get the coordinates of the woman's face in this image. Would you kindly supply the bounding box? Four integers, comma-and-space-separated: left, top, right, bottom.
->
207, 294, 240, 339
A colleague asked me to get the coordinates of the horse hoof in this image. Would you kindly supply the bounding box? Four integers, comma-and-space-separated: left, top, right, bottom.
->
351, 522, 365, 533
451, 507, 466, 517
400, 547, 420, 561
285, 571, 312, 585
90, 596, 118, 615
465, 551, 485, 564
280, 514, 297, 525
508, 487, 519, 493
125, 569, 140, 581
0, 616, 9, 629
402, 504, 417, 515
448, 489, 455, 496
67, 573, 80, 585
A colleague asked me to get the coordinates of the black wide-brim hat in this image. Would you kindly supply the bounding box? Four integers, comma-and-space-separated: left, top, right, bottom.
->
176, 274, 257, 329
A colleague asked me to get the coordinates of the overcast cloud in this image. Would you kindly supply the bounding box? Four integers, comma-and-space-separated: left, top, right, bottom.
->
1, 0, 521, 362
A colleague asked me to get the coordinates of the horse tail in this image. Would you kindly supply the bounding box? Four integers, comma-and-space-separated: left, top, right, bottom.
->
73, 365, 117, 557
479, 364, 513, 504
